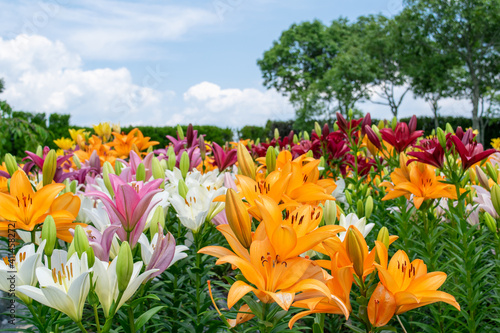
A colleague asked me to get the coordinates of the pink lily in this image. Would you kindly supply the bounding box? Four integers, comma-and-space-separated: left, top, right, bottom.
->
87, 175, 163, 247
211, 142, 237, 172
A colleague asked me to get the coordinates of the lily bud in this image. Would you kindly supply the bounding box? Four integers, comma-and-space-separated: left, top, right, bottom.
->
293, 134, 299, 145
333, 123, 339, 132
176, 124, 185, 140
486, 162, 498, 184
149, 205, 165, 238
345, 190, 352, 206
368, 284, 396, 327
179, 151, 190, 179
365, 196, 374, 219
237, 142, 256, 180
265, 146, 276, 174
114, 160, 123, 175
4, 153, 18, 176
484, 212, 497, 234
166, 146, 176, 171
72, 154, 82, 170
475, 166, 490, 189
152, 157, 165, 180
323, 200, 337, 225
319, 156, 325, 169
377, 227, 390, 249
159, 159, 168, 173
314, 122, 322, 137
67, 242, 76, 260
255, 138, 260, 145
303, 131, 310, 141
86, 247, 95, 268
178, 179, 189, 199
136, 162, 146, 182
41, 215, 57, 256
491, 184, 500, 216
445, 123, 453, 134
345, 227, 366, 277
199, 136, 206, 160
225, 189, 252, 248
73, 225, 90, 258
322, 124, 330, 137
274, 128, 280, 140
377, 120, 385, 129
36, 145, 44, 157
391, 117, 397, 131
437, 128, 446, 149
102, 161, 115, 198
357, 199, 364, 217
42, 150, 57, 186
306, 150, 313, 158
116, 242, 133, 293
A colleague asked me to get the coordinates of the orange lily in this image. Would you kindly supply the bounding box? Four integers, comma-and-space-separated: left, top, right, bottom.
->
74, 135, 117, 166
367, 283, 396, 327
108, 128, 159, 158
0, 163, 9, 193
0, 171, 76, 236
381, 161, 459, 209
374, 246, 460, 314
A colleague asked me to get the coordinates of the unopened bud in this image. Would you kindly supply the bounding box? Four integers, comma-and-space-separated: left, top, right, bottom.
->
178, 179, 189, 199
199, 136, 206, 160
102, 162, 115, 198
86, 247, 95, 268
274, 128, 280, 140
365, 196, 374, 219
357, 199, 364, 217
42, 150, 57, 186
265, 147, 276, 174
116, 242, 133, 293
348, 109, 353, 119
237, 142, 256, 180
323, 200, 337, 225
73, 225, 89, 258
303, 131, 310, 141
72, 154, 82, 170
306, 150, 313, 158
377, 227, 390, 249
319, 156, 325, 169
4, 153, 18, 176
486, 163, 498, 184
167, 146, 176, 171
437, 128, 446, 149
152, 157, 165, 180
391, 117, 397, 131
226, 189, 252, 248
491, 184, 500, 216
176, 125, 184, 140
484, 212, 498, 234
345, 190, 352, 205
314, 122, 322, 137
345, 227, 366, 277
293, 134, 299, 145
255, 138, 260, 145
149, 205, 165, 237
67, 242, 76, 260
378, 120, 385, 129
333, 123, 339, 132
179, 151, 190, 178
36, 145, 44, 157
41, 216, 57, 256
69, 180, 77, 194
475, 166, 490, 189
136, 163, 146, 182
445, 123, 453, 134
114, 161, 123, 175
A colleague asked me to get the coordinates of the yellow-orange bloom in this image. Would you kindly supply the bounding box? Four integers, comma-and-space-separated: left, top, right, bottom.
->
108, 128, 159, 158
53, 137, 75, 150
368, 283, 396, 327
93, 122, 113, 142
0, 171, 80, 238
381, 161, 459, 209
225, 189, 252, 249
375, 246, 460, 314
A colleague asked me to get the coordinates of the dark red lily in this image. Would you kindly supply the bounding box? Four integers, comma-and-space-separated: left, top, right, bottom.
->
407, 138, 445, 169
451, 135, 496, 171
211, 142, 237, 171
364, 125, 382, 150
379, 116, 423, 153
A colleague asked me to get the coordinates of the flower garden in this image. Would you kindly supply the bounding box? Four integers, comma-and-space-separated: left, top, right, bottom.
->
1, 113, 499, 332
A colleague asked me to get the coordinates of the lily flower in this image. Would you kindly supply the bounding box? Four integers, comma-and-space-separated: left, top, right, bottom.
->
0, 170, 77, 237
92, 256, 158, 317
407, 138, 445, 169
211, 142, 237, 172
138, 228, 188, 279
379, 116, 423, 153
23, 147, 74, 183
18, 251, 91, 322
0, 241, 46, 304
337, 213, 374, 241
451, 135, 496, 171
86, 175, 163, 246
381, 162, 459, 209
374, 246, 460, 314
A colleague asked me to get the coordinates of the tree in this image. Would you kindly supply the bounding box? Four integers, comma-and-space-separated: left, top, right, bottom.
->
257, 19, 376, 127
357, 15, 411, 118
0, 78, 4, 94
399, 0, 500, 141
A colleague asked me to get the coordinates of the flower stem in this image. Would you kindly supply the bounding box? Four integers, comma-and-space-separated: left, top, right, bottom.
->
26, 303, 44, 330
93, 305, 101, 333
397, 315, 408, 333
128, 306, 136, 333
77, 321, 89, 333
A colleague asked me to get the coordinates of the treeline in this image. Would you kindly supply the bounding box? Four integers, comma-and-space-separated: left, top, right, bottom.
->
1, 111, 234, 156
239, 117, 500, 149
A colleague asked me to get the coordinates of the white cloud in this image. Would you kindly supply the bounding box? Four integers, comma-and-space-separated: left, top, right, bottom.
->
0, 0, 219, 60
177, 81, 295, 127
0, 34, 176, 126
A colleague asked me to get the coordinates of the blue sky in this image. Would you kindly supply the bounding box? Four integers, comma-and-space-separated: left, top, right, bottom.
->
0, 0, 470, 128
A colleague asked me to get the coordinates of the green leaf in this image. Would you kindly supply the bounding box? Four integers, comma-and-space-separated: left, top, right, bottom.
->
134, 306, 166, 331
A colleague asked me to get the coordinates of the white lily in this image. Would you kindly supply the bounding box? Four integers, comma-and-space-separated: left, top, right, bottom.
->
18, 251, 91, 322
138, 233, 189, 267
92, 256, 158, 317
0, 241, 46, 304
338, 213, 374, 241
332, 178, 348, 206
